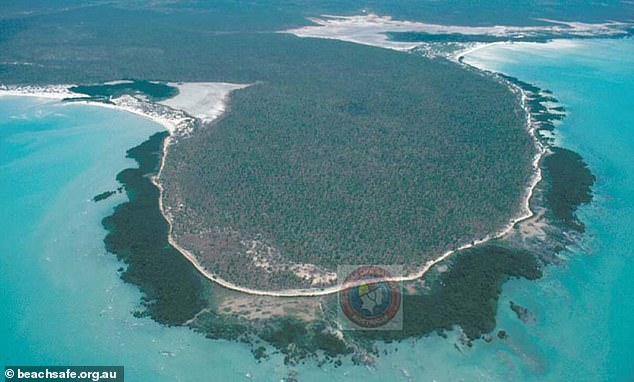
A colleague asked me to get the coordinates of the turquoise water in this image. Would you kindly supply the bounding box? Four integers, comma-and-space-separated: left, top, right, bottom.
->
0, 98, 278, 380
2, 37, 633, 381
462, 38, 634, 381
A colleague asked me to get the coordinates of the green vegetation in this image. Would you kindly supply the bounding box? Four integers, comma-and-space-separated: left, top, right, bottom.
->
164, 51, 534, 289
70, 80, 178, 102
0, 0, 536, 292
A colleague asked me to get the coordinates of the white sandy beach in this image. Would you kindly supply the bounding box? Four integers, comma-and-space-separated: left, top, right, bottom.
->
0, 84, 80, 99
159, 82, 250, 123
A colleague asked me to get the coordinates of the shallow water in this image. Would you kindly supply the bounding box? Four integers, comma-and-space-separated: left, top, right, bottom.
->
463, 37, 634, 381
2, 37, 633, 381
0, 98, 275, 380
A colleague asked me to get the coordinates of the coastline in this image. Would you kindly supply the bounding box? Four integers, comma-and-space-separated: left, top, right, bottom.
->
0, 87, 182, 134
1, 53, 546, 300
284, 14, 633, 52
0, 85, 78, 99
0, 64, 545, 297
160, 69, 546, 297
155, 46, 547, 297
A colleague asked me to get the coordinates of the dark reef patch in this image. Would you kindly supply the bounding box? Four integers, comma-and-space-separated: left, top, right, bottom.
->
187, 245, 542, 365
498, 74, 596, 232
498, 74, 566, 140
542, 147, 595, 231
93, 190, 116, 202
355, 244, 542, 342
510, 301, 535, 323
101, 132, 205, 325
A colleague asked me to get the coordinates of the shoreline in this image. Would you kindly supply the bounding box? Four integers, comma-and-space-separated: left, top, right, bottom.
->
0, 88, 181, 134
0, 65, 545, 297
164, 63, 546, 297
154, 44, 546, 297
284, 14, 634, 54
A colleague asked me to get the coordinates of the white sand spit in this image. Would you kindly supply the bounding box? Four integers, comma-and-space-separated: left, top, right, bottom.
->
160, 82, 250, 123
284, 13, 633, 51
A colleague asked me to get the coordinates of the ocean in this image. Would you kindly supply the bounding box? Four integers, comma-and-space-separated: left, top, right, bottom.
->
1, 37, 633, 381
461, 37, 634, 381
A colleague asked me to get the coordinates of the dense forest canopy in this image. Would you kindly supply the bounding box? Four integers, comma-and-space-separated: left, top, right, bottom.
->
0, 2, 535, 289
159, 41, 535, 289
